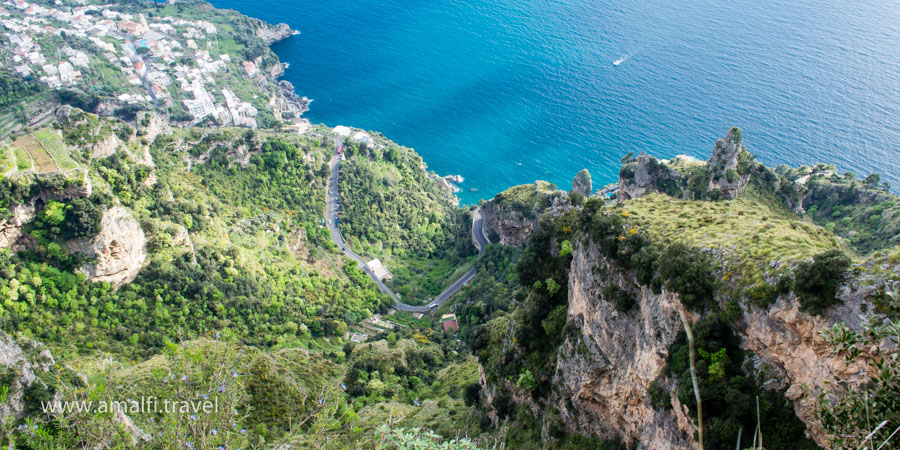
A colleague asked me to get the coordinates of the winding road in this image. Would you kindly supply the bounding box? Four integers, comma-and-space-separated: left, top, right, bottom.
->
325, 140, 488, 312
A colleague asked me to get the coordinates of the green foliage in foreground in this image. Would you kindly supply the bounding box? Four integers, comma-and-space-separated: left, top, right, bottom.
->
667, 313, 817, 450
0, 337, 484, 448
818, 318, 900, 449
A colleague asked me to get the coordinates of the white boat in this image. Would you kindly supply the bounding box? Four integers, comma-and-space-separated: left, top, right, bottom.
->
613, 57, 626, 66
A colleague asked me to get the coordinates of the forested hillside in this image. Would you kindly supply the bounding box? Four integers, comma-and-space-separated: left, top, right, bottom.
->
0, 110, 487, 448
338, 134, 478, 304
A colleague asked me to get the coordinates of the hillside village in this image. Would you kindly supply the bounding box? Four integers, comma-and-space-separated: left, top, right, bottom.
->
0, 0, 291, 128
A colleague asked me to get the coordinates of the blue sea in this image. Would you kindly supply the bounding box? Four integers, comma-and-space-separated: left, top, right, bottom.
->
211, 0, 900, 204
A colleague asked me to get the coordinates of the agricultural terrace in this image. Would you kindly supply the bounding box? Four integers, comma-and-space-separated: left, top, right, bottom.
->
33, 129, 77, 171
12, 135, 55, 174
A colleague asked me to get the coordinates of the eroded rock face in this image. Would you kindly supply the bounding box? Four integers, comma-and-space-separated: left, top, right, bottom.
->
572, 169, 592, 197
135, 111, 170, 150
91, 132, 120, 159
256, 22, 295, 44
618, 153, 680, 202
741, 286, 878, 446
68, 206, 147, 286
479, 182, 567, 246
551, 239, 695, 448
0, 331, 55, 420
0, 200, 36, 250
541, 236, 883, 448
707, 127, 750, 199
479, 198, 539, 247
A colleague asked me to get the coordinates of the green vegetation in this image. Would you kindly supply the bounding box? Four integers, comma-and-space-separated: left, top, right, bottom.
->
667, 313, 816, 449
800, 172, 899, 254
0, 73, 42, 110
33, 129, 77, 171
792, 249, 852, 313
338, 139, 476, 303
818, 317, 900, 449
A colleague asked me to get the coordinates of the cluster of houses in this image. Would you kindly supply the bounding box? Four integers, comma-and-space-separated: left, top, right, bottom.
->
0, 0, 263, 127
332, 125, 374, 147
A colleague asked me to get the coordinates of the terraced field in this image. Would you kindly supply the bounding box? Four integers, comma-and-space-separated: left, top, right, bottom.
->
1, 146, 15, 175
12, 134, 57, 174
33, 130, 77, 171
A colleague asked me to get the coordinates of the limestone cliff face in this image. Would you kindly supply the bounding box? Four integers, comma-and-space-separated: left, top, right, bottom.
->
480, 181, 568, 246
91, 131, 120, 159
0, 200, 36, 250
741, 285, 881, 445
707, 127, 750, 199
135, 111, 170, 148
256, 22, 295, 44
68, 206, 147, 286
479, 199, 538, 247
572, 169, 592, 197
541, 237, 885, 448
0, 331, 55, 421
551, 239, 696, 448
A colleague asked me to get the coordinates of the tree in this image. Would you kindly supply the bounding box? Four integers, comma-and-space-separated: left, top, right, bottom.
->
657, 243, 716, 311
793, 249, 851, 313
864, 173, 881, 189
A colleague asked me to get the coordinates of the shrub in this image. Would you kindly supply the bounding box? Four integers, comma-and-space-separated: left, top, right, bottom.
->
793, 250, 851, 313
602, 284, 637, 312
657, 243, 716, 311
648, 380, 671, 410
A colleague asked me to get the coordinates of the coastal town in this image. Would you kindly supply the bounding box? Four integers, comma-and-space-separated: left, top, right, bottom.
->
0, 0, 294, 128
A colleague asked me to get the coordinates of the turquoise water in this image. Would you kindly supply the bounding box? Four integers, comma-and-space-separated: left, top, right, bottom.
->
212, 0, 900, 204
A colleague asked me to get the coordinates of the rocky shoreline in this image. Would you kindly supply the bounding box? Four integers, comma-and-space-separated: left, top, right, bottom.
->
278, 80, 311, 119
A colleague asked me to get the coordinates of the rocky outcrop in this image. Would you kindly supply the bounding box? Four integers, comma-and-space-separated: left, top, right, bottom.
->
480, 200, 538, 247
257, 22, 296, 44
68, 206, 147, 286
480, 181, 565, 246
572, 169, 592, 197
707, 127, 750, 199
135, 111, 170, 148
278, 80, 310, 118
741, 285, 880, 446
0, 200, 36, 250
0, 331, 55, 421
551, 239, 696, 448
91, 131, 120, 159
617, 153, 680, 202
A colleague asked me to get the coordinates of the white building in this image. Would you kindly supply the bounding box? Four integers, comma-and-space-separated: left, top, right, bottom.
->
352, 131, 373, 147
332, 125, 351, 138
366, 259, 393, 283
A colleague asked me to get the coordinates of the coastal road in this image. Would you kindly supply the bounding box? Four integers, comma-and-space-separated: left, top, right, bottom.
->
325, 142, 488, 312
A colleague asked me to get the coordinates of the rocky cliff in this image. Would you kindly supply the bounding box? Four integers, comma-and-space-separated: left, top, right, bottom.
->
0, 331, 55, 421
572, 169, 592, 197
618, 153, 680, 202
707, 127, 750, 199
551, 239, 696, 448
0, 200, 36, 250
480, 181, 567, 246
68, 206, 147, 286
256, 22, 296, 44
531, 234, 888, 448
